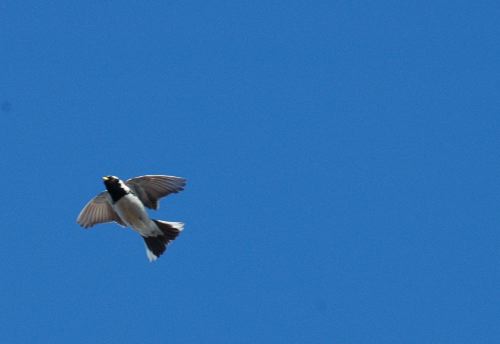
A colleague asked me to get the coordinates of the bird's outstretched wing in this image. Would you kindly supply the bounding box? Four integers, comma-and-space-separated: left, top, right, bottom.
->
126, 175, 186, 210
77, 192, 126, 228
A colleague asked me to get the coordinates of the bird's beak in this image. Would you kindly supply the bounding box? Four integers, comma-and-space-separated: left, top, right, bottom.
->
102, 176, 110, 181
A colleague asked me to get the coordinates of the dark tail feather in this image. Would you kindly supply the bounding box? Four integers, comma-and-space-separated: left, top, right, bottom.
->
143, 220, 184, 262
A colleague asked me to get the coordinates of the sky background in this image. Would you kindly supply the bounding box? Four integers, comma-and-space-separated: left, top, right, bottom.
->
1, 1, 499, 343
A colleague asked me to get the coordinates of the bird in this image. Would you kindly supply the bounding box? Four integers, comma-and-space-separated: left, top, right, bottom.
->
77, 175, 186, 261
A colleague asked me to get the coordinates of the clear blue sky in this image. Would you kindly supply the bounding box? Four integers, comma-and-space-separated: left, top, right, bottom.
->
1, 1, 499, 343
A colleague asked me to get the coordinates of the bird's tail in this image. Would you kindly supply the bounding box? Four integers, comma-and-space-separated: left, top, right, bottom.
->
143, 220, 184, 262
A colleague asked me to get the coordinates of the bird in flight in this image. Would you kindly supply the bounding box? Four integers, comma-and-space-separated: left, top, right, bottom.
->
77, 175, 186, 261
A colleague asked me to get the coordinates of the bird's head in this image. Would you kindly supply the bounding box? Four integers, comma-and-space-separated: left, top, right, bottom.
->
102, 175, 130, 201
102, 175, 120, 187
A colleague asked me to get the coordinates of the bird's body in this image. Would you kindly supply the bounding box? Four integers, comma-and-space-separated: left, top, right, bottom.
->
113, 193, 150, 230
77, 175, 186, 261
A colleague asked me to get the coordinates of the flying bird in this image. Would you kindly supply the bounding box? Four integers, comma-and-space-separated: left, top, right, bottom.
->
77, 175, 186, 261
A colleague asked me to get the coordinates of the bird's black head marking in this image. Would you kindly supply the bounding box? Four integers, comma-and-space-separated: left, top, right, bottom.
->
102, 175, 129, 202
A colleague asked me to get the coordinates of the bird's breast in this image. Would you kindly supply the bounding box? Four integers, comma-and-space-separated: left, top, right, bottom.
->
113, 194, 150, 228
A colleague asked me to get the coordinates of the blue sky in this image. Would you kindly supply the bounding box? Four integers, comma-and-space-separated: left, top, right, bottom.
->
1, 1, 499, 343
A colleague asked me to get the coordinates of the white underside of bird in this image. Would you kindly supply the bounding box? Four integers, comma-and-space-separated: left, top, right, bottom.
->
110, 192, 157, 236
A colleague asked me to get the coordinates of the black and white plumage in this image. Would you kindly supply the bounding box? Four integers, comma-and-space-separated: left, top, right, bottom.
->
77, 175, 186, 261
